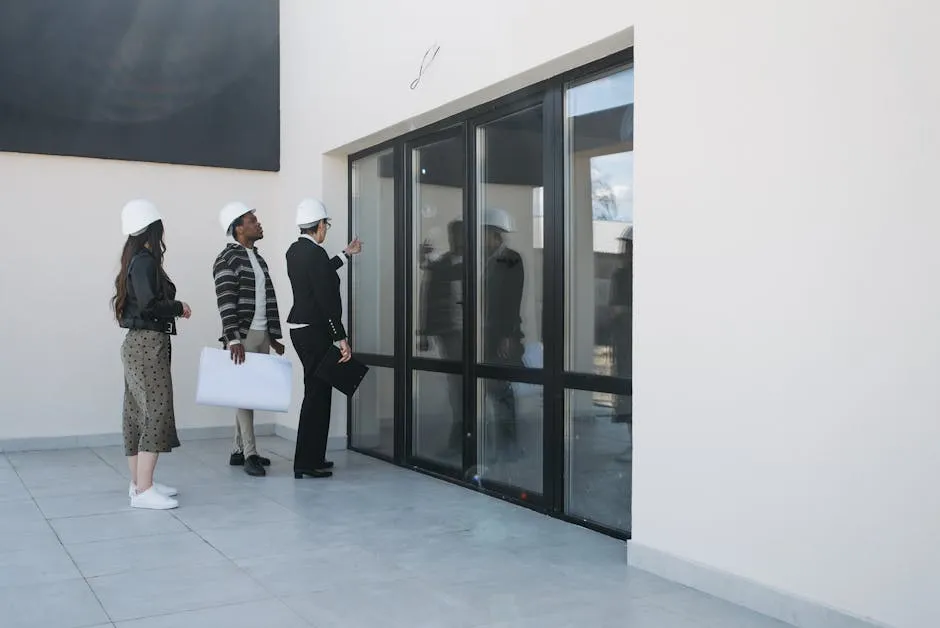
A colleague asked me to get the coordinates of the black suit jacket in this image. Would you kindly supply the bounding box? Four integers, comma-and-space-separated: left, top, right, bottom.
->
483, 245, 524, 360
285, 237, 347, 341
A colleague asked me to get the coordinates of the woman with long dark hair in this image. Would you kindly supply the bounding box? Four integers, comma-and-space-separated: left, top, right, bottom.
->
112, 199, 191, 509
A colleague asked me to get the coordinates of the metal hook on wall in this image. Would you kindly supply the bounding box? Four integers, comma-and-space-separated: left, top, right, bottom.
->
410, 43, 441, 90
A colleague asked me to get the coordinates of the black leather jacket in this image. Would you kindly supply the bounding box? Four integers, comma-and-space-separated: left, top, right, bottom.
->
120, 250, 183, 335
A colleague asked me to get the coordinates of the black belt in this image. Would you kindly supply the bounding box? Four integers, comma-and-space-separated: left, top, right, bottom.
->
123, 318, 174, 334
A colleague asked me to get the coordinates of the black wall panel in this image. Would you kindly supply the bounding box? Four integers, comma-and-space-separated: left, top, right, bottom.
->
0, 0, 280, 171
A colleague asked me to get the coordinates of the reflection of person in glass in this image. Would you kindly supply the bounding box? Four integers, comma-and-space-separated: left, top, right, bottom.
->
482, 208, 524, 458
610, 225, 633, 439
418, 220, 465, 455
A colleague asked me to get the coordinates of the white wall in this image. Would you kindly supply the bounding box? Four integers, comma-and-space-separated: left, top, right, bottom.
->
0, 154, 279, 440
632, 2, 940, 627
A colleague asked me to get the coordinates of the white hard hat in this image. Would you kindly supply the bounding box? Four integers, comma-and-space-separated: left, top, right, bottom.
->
483, 207, 514, 233
219, 201, 254, 236
121, 199, 162, 236
296, 198, 328, 228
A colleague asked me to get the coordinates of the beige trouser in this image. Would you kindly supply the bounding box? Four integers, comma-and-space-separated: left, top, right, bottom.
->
233, 330, 271, 458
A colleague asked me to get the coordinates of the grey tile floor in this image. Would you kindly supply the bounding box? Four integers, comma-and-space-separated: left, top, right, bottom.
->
0, 436, 794, 628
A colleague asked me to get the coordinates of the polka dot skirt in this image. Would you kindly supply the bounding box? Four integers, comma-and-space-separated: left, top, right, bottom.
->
121, 330, 181, 456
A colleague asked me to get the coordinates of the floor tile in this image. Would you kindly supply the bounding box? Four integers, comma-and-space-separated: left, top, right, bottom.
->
67, 531, 229, 578
19, 468, 126, 499
2, 438, 796, 628
0, 543, 82, 587
7, 448, 106, 470
236, 544, 410, 597
649, 589, 797, 628
0, 525, 63, 555
0, 480, 32, 503
88, 562, 270, 622
50, 510, 188, 545
0, 579, 110, 628
281, 579, 465, 628
170, 497, 303, 531
35, 490, 133, 519
196, 520, 326, 561
0, 499, 51, 536
113, 599, 309, 628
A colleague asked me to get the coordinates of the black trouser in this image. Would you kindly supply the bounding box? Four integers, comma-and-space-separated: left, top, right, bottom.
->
290, 326, 333, 471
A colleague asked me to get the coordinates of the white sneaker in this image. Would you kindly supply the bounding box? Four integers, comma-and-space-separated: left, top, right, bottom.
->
131, 487, 179, 510
129, 482, 178, 498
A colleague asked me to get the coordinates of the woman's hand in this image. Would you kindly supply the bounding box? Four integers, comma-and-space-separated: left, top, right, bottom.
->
181, 302, 192, 319
338, 339, 352, 363
344, 238, 363, 256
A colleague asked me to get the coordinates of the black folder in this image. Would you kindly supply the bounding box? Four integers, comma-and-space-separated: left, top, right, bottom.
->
314, 345, 370, 396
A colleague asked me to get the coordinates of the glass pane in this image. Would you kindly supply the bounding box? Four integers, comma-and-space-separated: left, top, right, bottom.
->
475, 378, 543, 495
412, 370, 463, 468
565, 388, 632, 532
412, 136, 465, 359
350, 366, 394, 458
476, 106, 544, 370
564, 67, 634, 376
351, 148, 396, 355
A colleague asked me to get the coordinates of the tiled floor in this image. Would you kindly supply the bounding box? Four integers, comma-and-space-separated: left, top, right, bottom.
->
0, 436, 794, 628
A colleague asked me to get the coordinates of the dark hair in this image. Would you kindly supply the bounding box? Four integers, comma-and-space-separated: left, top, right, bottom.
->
111, 220, 167, 323
231, 214, 246, 235
299, 218, 327, 235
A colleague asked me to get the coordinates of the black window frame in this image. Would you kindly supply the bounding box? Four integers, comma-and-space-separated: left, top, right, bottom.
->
347, 47, 634, 540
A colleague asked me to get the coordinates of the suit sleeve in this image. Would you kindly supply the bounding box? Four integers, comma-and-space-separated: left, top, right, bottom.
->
212, 251, 242, 345
330, 255, 345, 271
310, 249, 348, 341
131, 256, 183, 319
506, 255, 525, 338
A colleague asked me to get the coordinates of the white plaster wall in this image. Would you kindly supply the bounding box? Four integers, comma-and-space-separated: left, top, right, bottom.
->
631, 2, 940, 627
0, 154, 279, 440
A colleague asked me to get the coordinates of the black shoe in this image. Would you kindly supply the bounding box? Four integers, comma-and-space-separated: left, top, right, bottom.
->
317, 460, 334, 470
230, 452, 270, 466
245, 456, 266, 477
294, 469, 332, 479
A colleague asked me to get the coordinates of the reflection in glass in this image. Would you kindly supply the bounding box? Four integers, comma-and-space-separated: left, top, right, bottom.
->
412, 370, 463, 468
476, 106, 544, 370
565, 389, 632, 532
351, 366, 395, 458
476, 378, 543, 495
351, 148, 396, 355
564, 67, 634, 376
475, 107, 545, 478
413, 137, 465, 360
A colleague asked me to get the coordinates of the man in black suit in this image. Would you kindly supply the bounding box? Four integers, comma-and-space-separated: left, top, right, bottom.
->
285, 198, 361, 479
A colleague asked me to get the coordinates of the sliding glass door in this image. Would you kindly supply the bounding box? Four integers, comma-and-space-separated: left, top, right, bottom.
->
348, 48, 634, 538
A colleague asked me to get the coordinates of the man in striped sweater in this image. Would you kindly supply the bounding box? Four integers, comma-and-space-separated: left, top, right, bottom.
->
213, 202, 285, 477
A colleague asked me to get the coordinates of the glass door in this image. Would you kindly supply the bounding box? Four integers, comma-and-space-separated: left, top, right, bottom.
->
470, 100, 550, 504
351, 49, 634, 538
406, 129, 467, 474
349, 147, 397, 460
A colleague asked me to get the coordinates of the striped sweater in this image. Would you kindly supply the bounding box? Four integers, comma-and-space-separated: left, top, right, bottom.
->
212, 243, 282, 345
